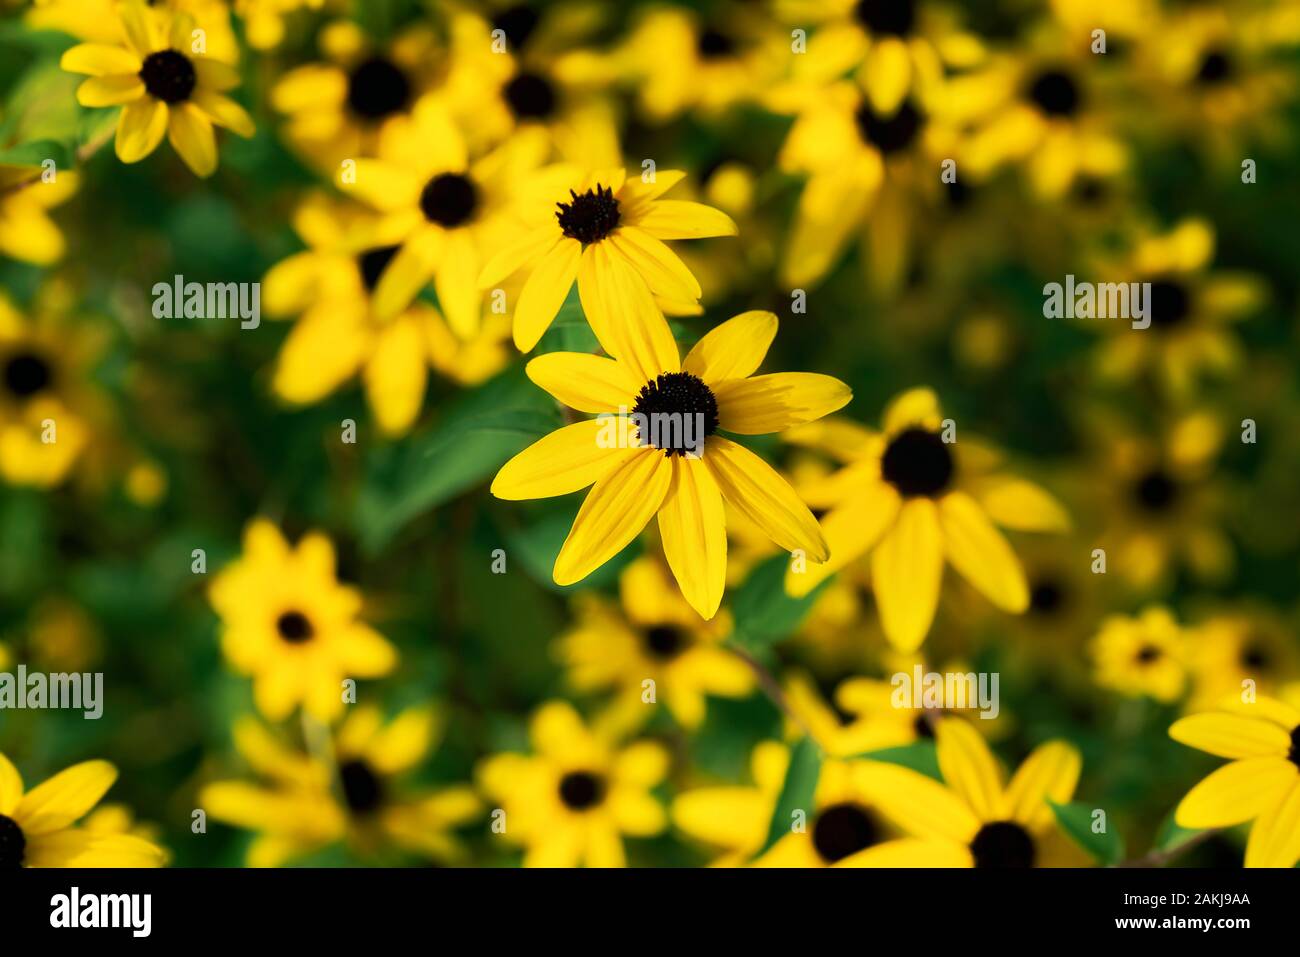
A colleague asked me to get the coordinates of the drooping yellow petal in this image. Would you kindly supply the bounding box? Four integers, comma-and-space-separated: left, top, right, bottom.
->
192, 90, 255, 137
554, 449, 672, 586
785, 482, 899, 597
491, 419, 620, 501
363, 316, 428, 435
705, 436, 828, 562
1175, 757, 1298, 829
1243, 780, 1300, 868
976, 478, 1071, 532
935, 718, 1005, 821
526, 352, 639, 413
24, 830, 165, 868
577, 242, 680, 383
115, 97, 168, 164
434, 230, 483, 339
608, 226, 702, 301
76, 74, 144, 107
857, 761, 981, 844
938, 491, 1029, 613
862, 37, 912, 114
658, 455, 727, 619
681, 310, 777, 384
61, 43, 142, 76
167, 103, 217, 177
15, 760, 117, 836
273, 304, 369, 403
193, 57, 241, 91
871, 498, 942, 652
118, 0, 158, 56
367, 708, 436, 775
1170, 713, 1293, 760
512, 237, 582, 352
1004, 741, 1081, 832
627, 200, 738, 240
373, 227, 443, 320
477, 224, 561, 289
714, 372, 852, 434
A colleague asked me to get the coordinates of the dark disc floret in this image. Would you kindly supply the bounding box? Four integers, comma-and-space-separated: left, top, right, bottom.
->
558, 770, 605, 811
812, 803, 880, 863
3, 351, 52, 398
276, 609, 314, 644
644, 625, 687, 660
1026, 68, 1080, 117
555, 185, 621, 244
1195, 50, 1233, 86
881, 427, 954, 497
139, 49, 197, 103
696, 27, 737, 59
1133, 469, 1177, 512
855, 100, 923, 154
346, 57, 411, 120
970, 820, 1036, 868
1240, 642, 1270, 671
491, 4, 540, 51
1147, 278, 1192, 330
339, 759, 385, 814
1288, 725, 1300, 769
504, 71, 558, 120
420, 173, 479, 228
853, 0, 915, 36
357, 245, 401, 292
0, 814, 25, 869
1029, 578, 1066, 616
631, 371, 720, 456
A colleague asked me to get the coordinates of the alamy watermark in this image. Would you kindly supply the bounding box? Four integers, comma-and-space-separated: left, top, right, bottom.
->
0, 666, 103, 719
1043, 275, 1151, 329
152, 274, 260, 329
891, 665, 999, 720
595, 410, 707, 457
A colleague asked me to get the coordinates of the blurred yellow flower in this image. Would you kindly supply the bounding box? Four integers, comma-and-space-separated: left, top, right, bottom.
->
0, 171, 78, 265
671, 740, 787, 866
1091, 606, 1189, 703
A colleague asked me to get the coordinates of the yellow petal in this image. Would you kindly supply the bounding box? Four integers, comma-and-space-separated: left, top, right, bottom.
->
118, 0, 158, 56
1170, 713, 1293, 760
367, 707, 436, 775
273, 304, 369, 403
554, 449, 672, 586
658, 455, 727, 619
513, 237, 582, 352
628, 199, 738, 240
24, 830, 165, 868
883, 387, 941, 434
1004, 741, 1081, 831
872, 498, 942, 652
705, 436, 828, 562
840, 837, 972, 868
363, 316, 428, 435
785, 482, 899, 597
862, 37, 912, 114
1244, 780, 1300, 868
681, 310, 777, 384
478, 224, 561, 289
114, 97, 168, 163
526, 352, 639, 413
938, 491, 1029, 612
935, 717, 1005, 821
349, 159, 423, 211
193, 57, 241, 91
977, 478, 1071, 532
1175, 758, 1299, 829
61, 43, 141, 76
714, 372, 852, 434
373, 228, 443, 320
491, 419, 620, 501
577, 242, 680, 383
608, 226, 702, 301
857, 761, 981, 844
76, 74, 144, 106
16, 760, 117, 835
434, 229, 482, 338
0, 753, 23, 816
167, 103, 217, 177
192, 90, 255, 137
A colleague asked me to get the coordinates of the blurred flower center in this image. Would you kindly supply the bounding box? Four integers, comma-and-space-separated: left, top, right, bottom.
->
1195, 50, 1233, 86
944, 177, 973, 211
0, 814, 25, 869
346, 57, 411, 120
339, 758, 385, 814
1135, 643, 1162, 664
276, 610, 315, 643
812, 803, 880, 863
970, 820, 1035, 867
855, 101, 922, 155
556, 185, 621, 243
3, 351, 52, 398
139, 49, 196, 104
420, 173, 479, 227
1147, 279, 1191, 330
854, 0, 915, 36
1239, 641, 1270, 670
881, 427, 954, 497
558, 770, 606, 810
1029, 578, 1066, 616
1026, 68, 1080, 117
696, 27, 737, 59
491, 5, 540, 51
1072, 176, 1109, 206
631, 371, 720, 456
1133, 470, 1178, 512
1288, 726, 1300, 768
643, 624, 688, 660
504, 71, 557, 120
358, 245, 401, 292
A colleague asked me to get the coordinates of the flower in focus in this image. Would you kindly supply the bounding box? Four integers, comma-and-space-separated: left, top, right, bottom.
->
1090, 606, 1189, 703
1170, 696, 1300, 868
0, 754, 165, 867
784, 390, 1069, 652
671, 740, 787, 866
61, 0, 255, 177
492, 308, 850, 619
477, 166, 737, 351
477, 701, 669, 867
209, 520, 397, 722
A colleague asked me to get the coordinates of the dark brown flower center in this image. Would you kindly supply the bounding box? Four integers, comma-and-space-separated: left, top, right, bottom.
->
631, 372, 720, 456
644, 625, 688, 660
140, 49, 196, 103
3, 351, 52, 398
1136, 643, 1162, 664
855, 101, 923, 154
357, 245, 401, 292
971, 820, 1035, 868
492, 4, 540, 50
558, 771, 606, 811
696, 27, 736, 59
339, 758, 385, 814
504, 71, 558, 119
812, 803, 880, 863
881, 427, 954, 497
1147, 278, 1192, 330
347, 57, 411, 120
1288, 725, 1300, 769
1133, 469, 1177, 512
0, 814, 25, 869
276, 610, 314, 644
556, 185, 621, 244
1195, 50, 1233, 86
1029, 579, 1066, 616
420, 173, 479, 228
854, 0, 915, 36
1026, 68, 1080, 117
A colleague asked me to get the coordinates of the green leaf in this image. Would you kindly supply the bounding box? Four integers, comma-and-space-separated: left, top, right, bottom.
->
857, 741, 942, 780
355, 366, 562, 553
1049, 800, 1125, 866
1154, 809, 1203, 853
755, 735, 821, 858
730, 554, 831, 650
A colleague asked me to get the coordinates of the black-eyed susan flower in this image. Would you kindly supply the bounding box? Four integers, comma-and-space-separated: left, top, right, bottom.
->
1170, 696, 1300, 867
0, 754, 165, 867
782, 671, 920, 758
30, 0, 241, 64
555, 555, 753, 731
61, 0, 254, 177
1187, 611, 1299, 710
492, 307, 849, 619
477, 167, 737, 352
0, 170, 79, 266
208, 519, 396, 722
235, 0, 324, 51
865, 717, 1086, 867
477, 700, 669, 867
202, 710, 481, 866
1090, 606, 1189, 704
784, 390, 1069, 652
671, 740, 787, 866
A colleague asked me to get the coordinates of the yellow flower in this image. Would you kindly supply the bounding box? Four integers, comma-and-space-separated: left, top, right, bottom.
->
555, 555, 753, 731
1170, 696, 1300, 867
202, 710, 481, 866
1187, 612, 1299, 711
782, 672, 920, 758
1090, 606, 1189, 703
208, 519, 397, 722
30, 0, 241, 64
671, 741, 787, 866
784, 390, 1069, 652
235, 0, 326, 51
862, 717, 1085, 867
492, 308, 849, 619
61, 0, 254, 177
477, 166, 737, 352
0, 171, 79, 266
0, 754, 165, 867
477, 700, 669, 867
